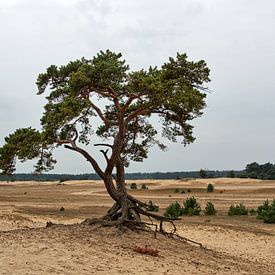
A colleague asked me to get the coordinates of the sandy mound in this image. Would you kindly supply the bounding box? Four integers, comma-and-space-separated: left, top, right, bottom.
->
0, 224, 274, 275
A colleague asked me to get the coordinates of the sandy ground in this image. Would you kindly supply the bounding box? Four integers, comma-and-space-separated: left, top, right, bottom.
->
0, 178, 274, 274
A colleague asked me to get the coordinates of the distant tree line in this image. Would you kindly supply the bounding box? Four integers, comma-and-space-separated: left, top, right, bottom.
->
1, 162, 274, 181
0, 170, 240, 182
243, 162, 275, 180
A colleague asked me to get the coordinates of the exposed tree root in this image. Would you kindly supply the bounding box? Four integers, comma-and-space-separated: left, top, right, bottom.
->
81, 199, 204, 248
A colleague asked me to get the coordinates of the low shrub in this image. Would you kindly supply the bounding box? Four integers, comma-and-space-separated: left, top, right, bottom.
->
228, 203, 248, 216
130, 183, 137, 189
187, 188, 191, 193
146, 200, 159, 212
141, 183, 148, 190
257, 200, 270, 219
182, 197, 201, 216
207, 183, 214, 193
204, 201, 216, 215
59, 206, 65, 212
174, 188, 180, 193
164, 201, 183, 219
257, 199, 275, 224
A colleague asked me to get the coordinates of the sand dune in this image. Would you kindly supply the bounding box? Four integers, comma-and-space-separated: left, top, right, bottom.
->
0, 178, 274, 274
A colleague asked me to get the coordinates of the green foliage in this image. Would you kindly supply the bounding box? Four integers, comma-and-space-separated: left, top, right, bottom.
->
164, 201, 183, 219
228, 203, 248, 216
59, 206, 65, 212
199, 169, 207, 179
130, 183, 137, 189
1, 50, 210, 177
141, 183, 148, 190
207, 183, 214, 193
182, 197, 201, 216
245, 162, 275, 180
226, 170, 236, 178
204, 201, 217, 215
145, 200, 159, 212
0, 128, 55, 174
257, 200, 275, 223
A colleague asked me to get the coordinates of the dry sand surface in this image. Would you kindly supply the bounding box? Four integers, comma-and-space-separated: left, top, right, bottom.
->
0, 178, 274, 274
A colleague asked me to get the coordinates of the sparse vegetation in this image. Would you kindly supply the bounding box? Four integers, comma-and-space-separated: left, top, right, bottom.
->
207, 183, 214, 193
187, 188, 191, 193
164, 201, 183, 219
59, 206, 65, 212
182, 197, 201, 216
174, 188, 180, 193
130, 183, 137, 189
204, 201, 217, 215
257, 199, 275, 224
141, 183, 148, 190
228, 203, 248, 216
145, 200, 159, 212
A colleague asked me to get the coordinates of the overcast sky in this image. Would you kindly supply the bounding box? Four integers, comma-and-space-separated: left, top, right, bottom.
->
1, 0, 275, 174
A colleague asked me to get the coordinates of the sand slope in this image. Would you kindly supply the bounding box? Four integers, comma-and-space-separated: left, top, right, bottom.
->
0, 178, 274, 274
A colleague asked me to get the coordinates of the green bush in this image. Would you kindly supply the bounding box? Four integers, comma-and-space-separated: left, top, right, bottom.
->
228, 203, 248, 216
145, 200, 159, 212
59, 206, 65, 212
257, 199, 275, 224
130, 183, 137, 189
257, 200, 270, 219
204, 201, 216, 215
141, 183, 148, 190
182, 197, 201, 216
207, 183, 214, 193
163, 201, 183, 219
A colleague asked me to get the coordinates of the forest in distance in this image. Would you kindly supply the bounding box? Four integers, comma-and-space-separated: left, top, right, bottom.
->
1, 162, 274, 182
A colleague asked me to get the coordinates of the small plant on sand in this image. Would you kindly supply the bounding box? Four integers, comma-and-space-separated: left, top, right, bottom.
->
130, 183, 137, 189
141, 183, 148, 190
228, 203, 248, 216
187, 188, 191, 193
182, 197, 201, 216
164, 201, 183, 219
257, 199, 275, 224
174, 188, 180, 193
59, 206, 65, 212
207, 183, 214, 193
204, 201, 216, 215
145, 200, 159, 212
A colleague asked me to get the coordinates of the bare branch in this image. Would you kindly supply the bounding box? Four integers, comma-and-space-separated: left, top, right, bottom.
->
64, 144, 105, 179
56, 139, 72, 145
90, 102, 116, 126
100, 149, 110, 165
94, 143, 113, 149
126, 108, 150, 123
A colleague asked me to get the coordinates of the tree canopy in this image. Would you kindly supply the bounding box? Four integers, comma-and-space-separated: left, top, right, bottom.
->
0, 50, 210, 227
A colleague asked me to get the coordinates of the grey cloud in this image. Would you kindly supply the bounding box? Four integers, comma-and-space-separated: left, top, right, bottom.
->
1, 0, 275, 173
